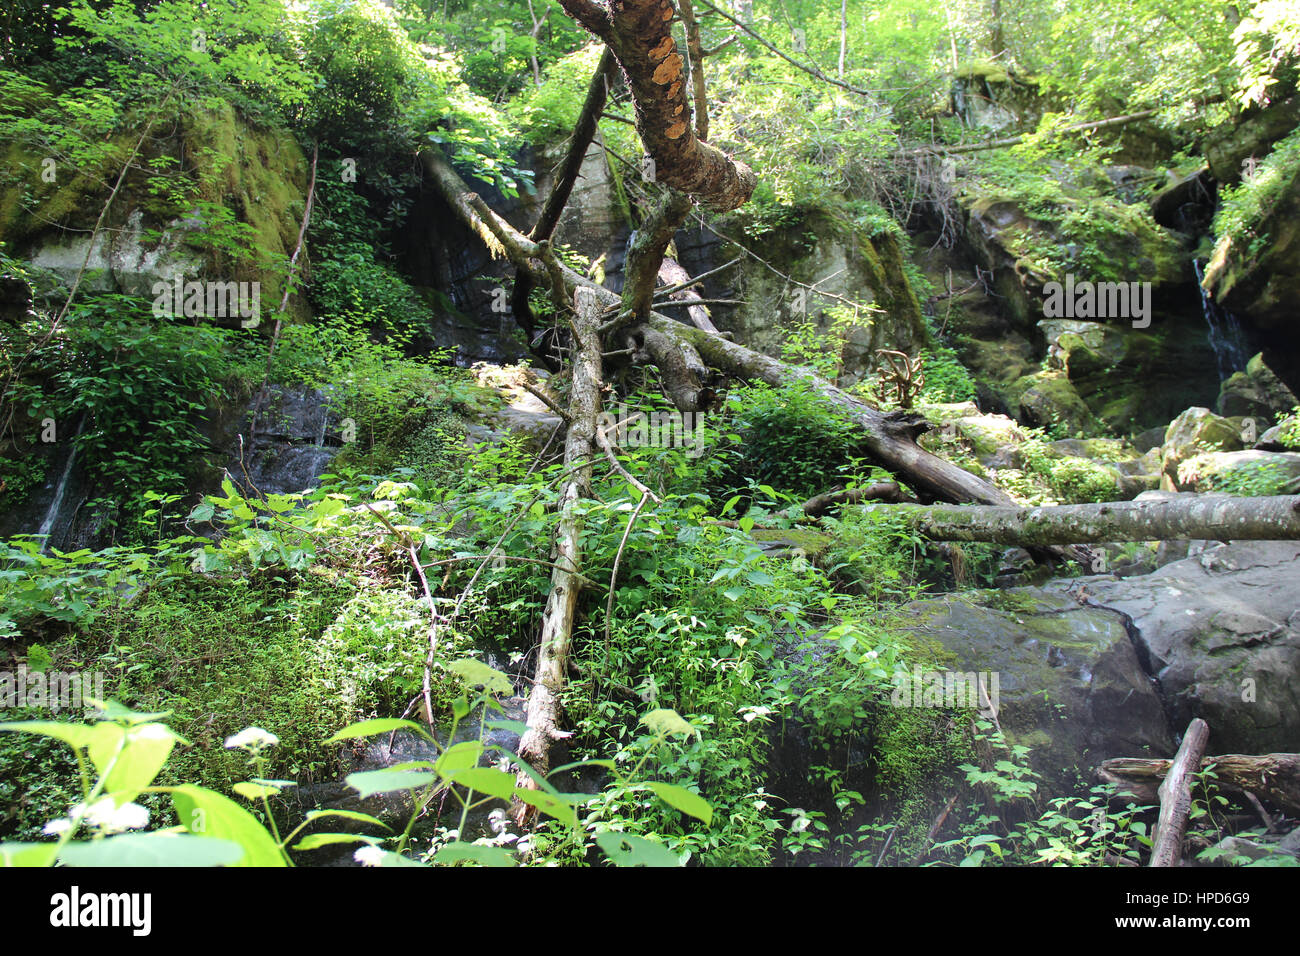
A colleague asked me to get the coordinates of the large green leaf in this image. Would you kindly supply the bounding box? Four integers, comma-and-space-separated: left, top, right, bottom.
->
447, 659, 513, 695
302, 809, 391, 830
435, 741, 483, 778
642, 782, 713, 826
0, 842, 60, 867
595, 832, 682, 867
58, 832, 245, 867
326, 718, 434, 744
170, 785, 285, 867
514, 789, 578, 827
292, 833, 381, 851
446, 767, 517, 802
640, 708, 698, 739
101, 723, 183, 803
432, 842, 516, 867
344, 769, 436, 798
0, 720, 97, 752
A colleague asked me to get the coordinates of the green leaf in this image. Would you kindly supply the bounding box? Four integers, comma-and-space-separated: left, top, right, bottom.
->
0, 720, 98, 752
58, 832, 246, 868
292, 833, 381, 851
368, 849, 428, 867
643, 782, 713, 826
344, 769, 437, 798
232, 781, 281, 801
101, 722, 182, 803
171, 785, 285, 867
447, 767, 517, 802
0, 842, 60, 867
303, 809, 391, 830
447, 658, 513, 695
435, 741, 483, 778
432, 842, 516, 867
514, 789, 578, 827
326, 718, 434, 744
640, 708, 698, 740
595, 832, 682, 867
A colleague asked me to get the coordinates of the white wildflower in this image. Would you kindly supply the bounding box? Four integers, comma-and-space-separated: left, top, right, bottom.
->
224, 727, 280, 752
354, 845, 384, 867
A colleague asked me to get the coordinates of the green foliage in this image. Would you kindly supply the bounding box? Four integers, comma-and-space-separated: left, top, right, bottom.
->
1020, 439, 1118, 504
1214, 126, 1300, 262
4, 295, 230, 530
716, 382, 865, 500
919, 345, 977, 405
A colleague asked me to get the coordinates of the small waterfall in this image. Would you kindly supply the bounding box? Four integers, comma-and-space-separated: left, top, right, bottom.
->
1193, 260, 1249, 382
36, 415, 87, 554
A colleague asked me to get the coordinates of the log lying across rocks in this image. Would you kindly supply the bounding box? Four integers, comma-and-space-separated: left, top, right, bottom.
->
854, 495, 1300, 545
1099, 751, 1300, 817
1149, 719, 1211, 867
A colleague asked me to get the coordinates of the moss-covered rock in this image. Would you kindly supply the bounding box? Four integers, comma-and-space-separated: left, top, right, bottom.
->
1005, 369, 1098, 437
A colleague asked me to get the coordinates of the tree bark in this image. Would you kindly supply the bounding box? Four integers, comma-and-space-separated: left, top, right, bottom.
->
852, 495, 1300, 546
1150, 719, 1210, 867
559, 0, 755, 211
658, 256, 719, 332
1099, 752, 1300, 817
512, 287, 604, 824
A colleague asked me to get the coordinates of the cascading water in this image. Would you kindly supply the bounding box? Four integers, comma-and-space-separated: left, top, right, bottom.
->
36, 415, 87, 554
1193, 259, 1249, 382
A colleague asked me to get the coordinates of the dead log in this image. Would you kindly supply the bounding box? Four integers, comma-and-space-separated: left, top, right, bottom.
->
851, 495, 1300, 545
803, 481, 910, 518
1150, 718, 1211, 868
512, 287, 605, 825
658, 256, 719, 332
421, 148, 1022, 510
1099, 752, 1300, 817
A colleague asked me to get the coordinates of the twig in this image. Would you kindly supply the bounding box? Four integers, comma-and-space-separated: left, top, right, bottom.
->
604, 491, 650, 674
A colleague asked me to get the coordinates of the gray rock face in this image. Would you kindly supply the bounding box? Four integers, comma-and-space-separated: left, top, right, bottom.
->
215, 385, 343, 495
1044, 540, 1300, 754
902, 539, 1300, 787
902, 590, 1172, 790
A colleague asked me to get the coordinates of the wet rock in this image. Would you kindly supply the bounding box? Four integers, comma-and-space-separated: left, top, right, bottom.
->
1216, 352, 1300, 420
900, 589, 1172, 791
1044, 540, 1300, 754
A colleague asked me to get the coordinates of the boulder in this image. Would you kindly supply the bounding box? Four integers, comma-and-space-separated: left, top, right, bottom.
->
1161, 407, 1245, 487
1174, 449, 1300, 494
901, 590, 1173, 792
1045, 540, 1300, 755
1216, 352, 1300, 421
1006, 369, 1098, 436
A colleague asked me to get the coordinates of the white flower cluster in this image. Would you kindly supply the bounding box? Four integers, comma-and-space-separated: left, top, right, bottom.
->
45, 798, 150, 837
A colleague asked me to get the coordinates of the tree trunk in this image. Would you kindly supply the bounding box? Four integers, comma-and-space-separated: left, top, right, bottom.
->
1150, 719, 1210, 867
658, 256, 718, 332
851, 495, 1300, 545
1099, 752, 1300, 816
512, 287, 604, 824
558, 0, 755, 211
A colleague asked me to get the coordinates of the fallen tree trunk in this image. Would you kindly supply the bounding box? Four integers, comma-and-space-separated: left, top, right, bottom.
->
512, 287, 604, 825
421, 147, 1023, 509
852, 495, 1300, 545
1150, 718, 1210, 867
1099, 752, 1300, 817
658, 256, 718, 332
803, 481, 911, 518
